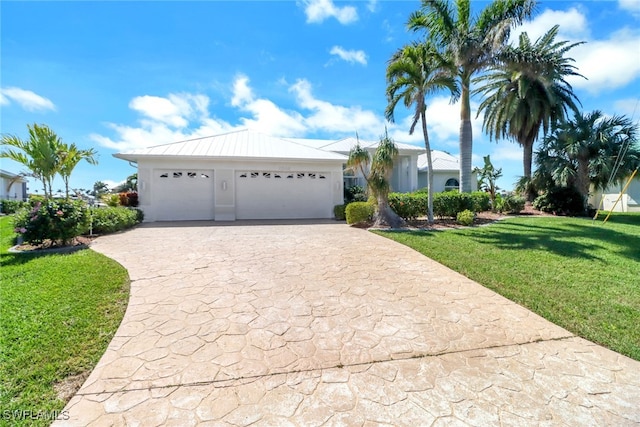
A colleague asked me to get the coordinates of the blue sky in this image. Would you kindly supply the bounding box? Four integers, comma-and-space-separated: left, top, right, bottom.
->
2, 0, 639, 194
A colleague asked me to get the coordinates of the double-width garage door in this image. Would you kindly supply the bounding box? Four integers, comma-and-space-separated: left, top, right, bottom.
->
154, 170, 215, 221
235, 171, 332, 220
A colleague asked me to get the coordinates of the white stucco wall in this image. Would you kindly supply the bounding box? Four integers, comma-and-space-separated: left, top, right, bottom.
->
418, 171, 478, 192
136, 158, 344, 221
0, 175, 27, 201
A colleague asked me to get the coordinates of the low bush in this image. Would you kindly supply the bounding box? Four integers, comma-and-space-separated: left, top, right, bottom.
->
118, 191, 139, 207
432, 192, 476, 218
456, 209, 475, 226
102, 194, 120, 207
14, 199, 89, 245
344, 185, 367, 203
88, 206, 143, 234
334, 204, 346, 221
1, 199, 27, 214
345, 202, 374, 225
470, 191, 491, 213
388, 192, 428, 220
500, 195, 526, 213
533, 186, 585, 216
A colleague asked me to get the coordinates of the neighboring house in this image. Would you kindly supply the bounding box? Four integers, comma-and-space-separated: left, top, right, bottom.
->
291, 136, 424, 193
114, 130, 347, 221
417, 151, 478, 192
0, 169, 28, 201
589, 174, 640, 213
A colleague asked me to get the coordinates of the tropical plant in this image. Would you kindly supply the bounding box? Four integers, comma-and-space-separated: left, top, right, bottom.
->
347, 131, 404, 228
92, 181, 110, 198
476, 25, 584, 198
1, 124, 62, 198
407, 0, 535, 192
473, 155, 502, 211
59, 143, 98, 198
385, 41, 459, 224
534, 110, 640, 206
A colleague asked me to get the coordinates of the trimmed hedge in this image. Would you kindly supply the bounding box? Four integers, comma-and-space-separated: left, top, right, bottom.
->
1, 200, 28, 214
88, 207, 143, 234
345, 202, 374, 225
388, 193, 428, 220
500, 195, 526, 213
333, 204, 346, 221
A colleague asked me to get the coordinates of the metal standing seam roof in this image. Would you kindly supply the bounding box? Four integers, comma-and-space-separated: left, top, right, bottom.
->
289, 137, 426, 154
417, 151, 461, 171
114, 129, 348, 162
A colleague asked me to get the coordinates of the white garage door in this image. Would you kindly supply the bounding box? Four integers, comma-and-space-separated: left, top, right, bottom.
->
236, 171, 332, 220
154, 170, 215, 221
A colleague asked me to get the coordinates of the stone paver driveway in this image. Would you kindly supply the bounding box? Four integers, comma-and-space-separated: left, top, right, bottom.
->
55, 221, 640, 426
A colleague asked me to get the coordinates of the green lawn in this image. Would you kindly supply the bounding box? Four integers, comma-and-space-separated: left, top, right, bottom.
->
377, 213, 640, 361
0, 216, 129, 426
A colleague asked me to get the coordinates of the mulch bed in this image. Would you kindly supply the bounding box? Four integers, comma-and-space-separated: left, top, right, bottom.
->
10, 235, 95, 254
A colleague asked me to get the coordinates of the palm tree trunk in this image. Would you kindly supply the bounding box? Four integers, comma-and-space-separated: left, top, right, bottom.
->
374, 192, 405, 229
576, 157, 590, 209
421, 110, 434, 224
523, 142, 535, 201
459, 76, 473, 193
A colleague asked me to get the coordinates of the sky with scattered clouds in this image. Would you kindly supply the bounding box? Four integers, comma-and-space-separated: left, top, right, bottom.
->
1, 0, 639, 193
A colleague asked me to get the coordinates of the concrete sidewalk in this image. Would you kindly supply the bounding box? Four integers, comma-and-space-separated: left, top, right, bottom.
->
55, 222, 640, 426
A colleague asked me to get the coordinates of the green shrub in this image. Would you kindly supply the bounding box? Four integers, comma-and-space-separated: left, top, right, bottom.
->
1, 199, 27, 214
14, 199, 89, 245
501, 195, 526, 213
344, 185, 367, 203
345, 202, 374, 225
533, 186, 585, 216
102, 194, 120, 207
388, 192, 428, 220
432, 192, 473, 218
88, 207, 143, 234
334, 204, 346, 221
456, 209, 475, 226
470, 191, 491, 212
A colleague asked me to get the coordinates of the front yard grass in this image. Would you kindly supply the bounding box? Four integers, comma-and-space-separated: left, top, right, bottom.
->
377, 213, 640, 361
0, 215, 129, 426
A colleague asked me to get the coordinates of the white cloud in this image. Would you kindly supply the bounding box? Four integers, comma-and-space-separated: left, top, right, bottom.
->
128, 93, 208, 128
491, 144, 524, 162
329, 46, 367, 65
512, 7, 589, 42
568, 28, 640, 93
613, 98, 640, 117
0, 87, 56, 112
93, 75, 391, 152
302, 0, 357, 24
289, 79, 382, 137
367, 0, 378, 13
619, 0, 640, 15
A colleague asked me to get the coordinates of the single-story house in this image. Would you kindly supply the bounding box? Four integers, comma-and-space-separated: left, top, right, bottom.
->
290, 136, 424, 193
115, 130, 476, 222
0, 169, 28, 201
114, 130, 347, 221
417, 151, 478, 192
589, 174, 640, 213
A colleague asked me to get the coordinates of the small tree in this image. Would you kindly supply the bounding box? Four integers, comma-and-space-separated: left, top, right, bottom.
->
59, 143, 98, 199
473, 155, 502, 212
347, 131, 405, 228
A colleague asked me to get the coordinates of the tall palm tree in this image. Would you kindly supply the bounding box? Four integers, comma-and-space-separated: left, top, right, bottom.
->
407, 0, 535, 193
1, 124, 62, 199
535, 110, 640, 203
476, 25, 584, 198
385, 42, 459, 224
59, 143, 98, 198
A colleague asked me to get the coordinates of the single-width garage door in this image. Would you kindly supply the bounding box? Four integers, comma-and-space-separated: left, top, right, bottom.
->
236, 171, 332, 219
153, 170, 215, 221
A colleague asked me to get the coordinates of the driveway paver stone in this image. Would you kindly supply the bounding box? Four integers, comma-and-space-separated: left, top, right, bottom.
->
54, 221, 640, 426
